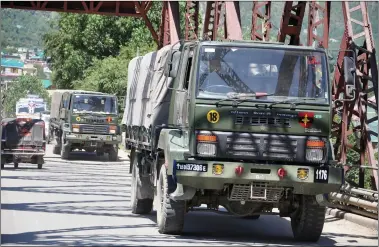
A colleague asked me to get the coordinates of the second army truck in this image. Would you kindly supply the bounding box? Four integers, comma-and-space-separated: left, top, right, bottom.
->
50, 90, 121, 160
122, 40, 349, 241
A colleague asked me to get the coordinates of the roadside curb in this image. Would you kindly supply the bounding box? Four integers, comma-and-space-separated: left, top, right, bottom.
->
326, 208, 378, 230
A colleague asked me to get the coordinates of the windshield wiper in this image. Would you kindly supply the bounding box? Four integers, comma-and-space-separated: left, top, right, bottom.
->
268, 98, 319, 109
215, 93, 275, 107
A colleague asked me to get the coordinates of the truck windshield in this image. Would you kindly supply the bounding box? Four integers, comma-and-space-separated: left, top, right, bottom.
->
196, 46, 329, 104
72, 94, 117, 114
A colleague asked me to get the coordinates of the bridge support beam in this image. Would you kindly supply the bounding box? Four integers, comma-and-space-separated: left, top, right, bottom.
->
158, 1, 181, 48
332, 1, 378, 190
307, 1, 330, 48
185, 1, 199, 41
277, 1, 307, 45
251, 1, 272, 41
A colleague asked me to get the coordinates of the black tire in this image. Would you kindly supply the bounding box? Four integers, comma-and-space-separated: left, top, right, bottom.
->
130, 153, 154, 214
53, 145, 61, 155
1, 163, 4, 169
108, 146, 118, 161
37, 156, 44, 169
290, 195, 326, 242
61, 139, 70, 160
156, 165, 186, 235
14, 162, 19, 169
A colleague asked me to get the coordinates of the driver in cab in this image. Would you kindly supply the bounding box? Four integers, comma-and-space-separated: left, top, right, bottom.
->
199, 55, 232, 95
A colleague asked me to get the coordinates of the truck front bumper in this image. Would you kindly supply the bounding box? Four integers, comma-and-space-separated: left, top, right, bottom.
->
65, 133, 121, 144
173, 160, 344, 195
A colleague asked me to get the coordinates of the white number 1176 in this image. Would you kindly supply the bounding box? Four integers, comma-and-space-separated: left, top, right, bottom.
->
316, 170, 327, 180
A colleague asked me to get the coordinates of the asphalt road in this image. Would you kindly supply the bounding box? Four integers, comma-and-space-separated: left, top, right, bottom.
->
1, 144, 378, 246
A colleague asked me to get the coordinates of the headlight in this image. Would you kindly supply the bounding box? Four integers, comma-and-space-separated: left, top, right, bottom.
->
109, 126, 117, 134
197, 143, 216, 156
306, 140, 325, 162
72, 124, 80, 133
196, 134, 217, 156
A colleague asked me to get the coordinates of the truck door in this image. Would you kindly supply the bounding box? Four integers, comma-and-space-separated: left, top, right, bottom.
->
173, 45, 193, 128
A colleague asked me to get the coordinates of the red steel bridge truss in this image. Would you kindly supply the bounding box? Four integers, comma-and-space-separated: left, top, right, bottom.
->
2, 1, 378, 190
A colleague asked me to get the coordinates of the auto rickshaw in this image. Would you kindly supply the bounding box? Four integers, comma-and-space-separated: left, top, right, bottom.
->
1, 117, 46, 169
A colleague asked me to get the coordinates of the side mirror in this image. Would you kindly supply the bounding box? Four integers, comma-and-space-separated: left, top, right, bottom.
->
343, 56, 356, 98
59, 108, 66, 119
164, 51, 181, 78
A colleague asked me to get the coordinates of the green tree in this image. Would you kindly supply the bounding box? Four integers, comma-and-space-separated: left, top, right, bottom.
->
3, 75, 50, 117
2, 47, 18, 54
43, 3, 162, 90
76, 43, 155, 94
1, 9, 59, 48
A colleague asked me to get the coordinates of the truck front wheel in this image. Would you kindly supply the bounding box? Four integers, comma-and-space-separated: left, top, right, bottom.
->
108, 146, 118, 161
130, 152, 153, 214
37, 156, 44, 169
60, 139, 70, 160
290, 195, 326, 242
156, 165, 186, 235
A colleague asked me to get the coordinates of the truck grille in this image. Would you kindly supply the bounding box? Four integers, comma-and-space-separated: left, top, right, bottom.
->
226, 136, 297, 160
81, 125, 108, 134
235, 115, 290, 127
229, 182, 284, 202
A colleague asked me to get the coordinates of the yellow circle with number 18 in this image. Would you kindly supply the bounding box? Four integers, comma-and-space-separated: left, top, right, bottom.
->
76, 116, 81, 121
207, 110, 220, 123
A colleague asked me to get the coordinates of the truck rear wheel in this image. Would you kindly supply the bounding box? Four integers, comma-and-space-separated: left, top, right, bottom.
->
156, 165, 186, 235
290, 195, 326, 242
130, 152, 153, 214
108, 146, 118, 161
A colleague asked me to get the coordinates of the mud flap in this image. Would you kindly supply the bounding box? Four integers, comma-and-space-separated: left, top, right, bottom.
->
169, 183, 196, 201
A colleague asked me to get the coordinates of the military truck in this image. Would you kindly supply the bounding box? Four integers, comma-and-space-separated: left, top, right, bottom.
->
50, 90, 121, 160
122, 40, 351, 241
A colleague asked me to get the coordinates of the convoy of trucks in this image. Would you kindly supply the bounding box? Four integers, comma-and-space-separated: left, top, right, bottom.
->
120, 40, 349, 241
1, 39, 351, 242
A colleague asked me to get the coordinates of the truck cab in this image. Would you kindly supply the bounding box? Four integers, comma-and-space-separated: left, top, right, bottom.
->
125, 40, 348, 242
50, 90, 121, 160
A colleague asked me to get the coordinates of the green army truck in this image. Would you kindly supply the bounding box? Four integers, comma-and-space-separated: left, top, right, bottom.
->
122, 40, 351, 241
50, 90, 121, 160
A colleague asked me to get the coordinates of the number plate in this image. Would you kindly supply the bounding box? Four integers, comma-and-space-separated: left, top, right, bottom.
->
175, 163, 208, 172
314, 167, 329, 183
